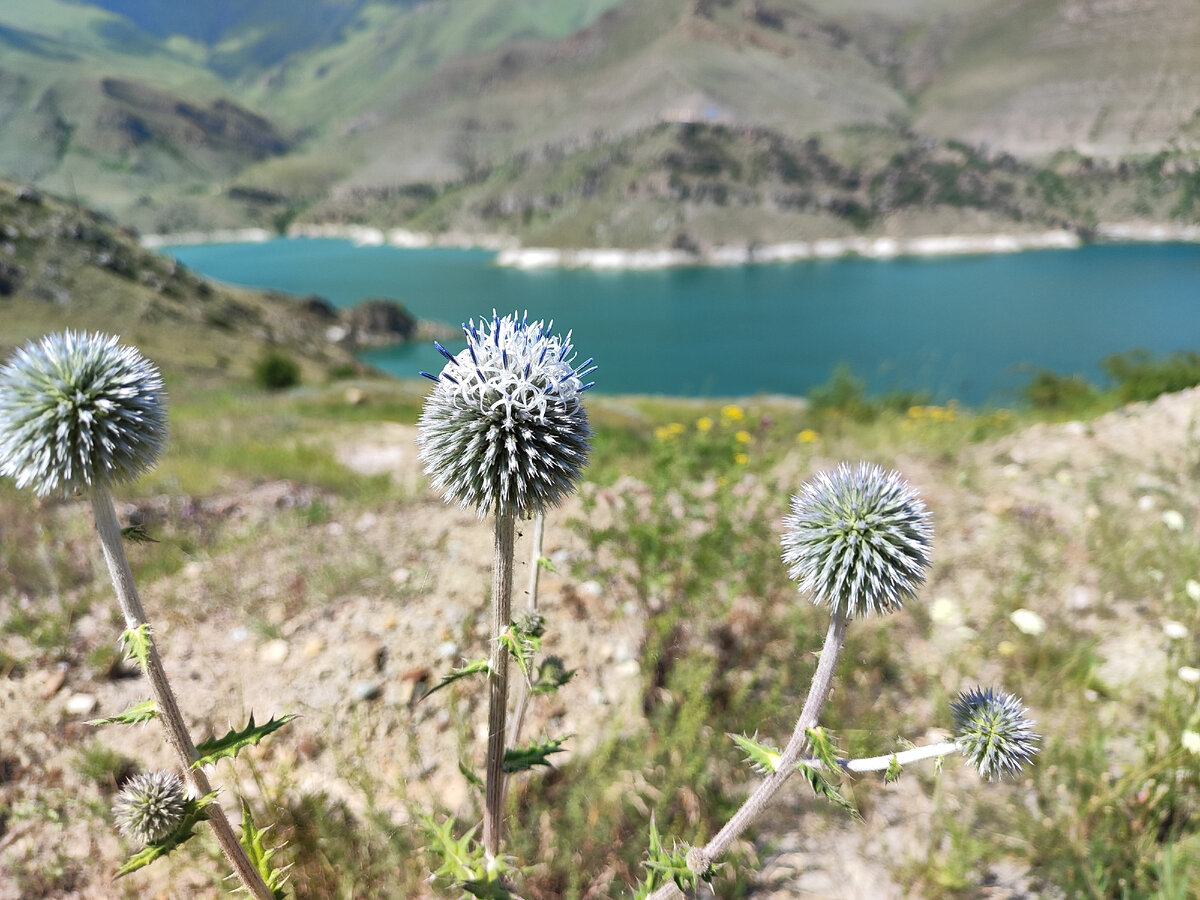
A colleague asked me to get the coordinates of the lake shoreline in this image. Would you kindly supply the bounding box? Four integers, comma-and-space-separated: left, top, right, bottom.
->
142, 221, 1200, 270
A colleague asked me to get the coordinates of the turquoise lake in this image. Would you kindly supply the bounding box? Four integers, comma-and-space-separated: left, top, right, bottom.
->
164, 239, 1200, 405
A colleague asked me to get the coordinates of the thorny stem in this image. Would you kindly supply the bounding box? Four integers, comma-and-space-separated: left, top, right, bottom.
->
90, 488, 275, 900
483, 510, 516, 861
647, 610, 850, 900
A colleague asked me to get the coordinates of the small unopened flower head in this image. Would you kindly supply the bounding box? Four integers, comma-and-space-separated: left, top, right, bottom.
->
0, 331, 167, 496
951, 687, 1040, 780
417, 311, 594, 518
781, 462, 933, 618
113, 770, 186, 845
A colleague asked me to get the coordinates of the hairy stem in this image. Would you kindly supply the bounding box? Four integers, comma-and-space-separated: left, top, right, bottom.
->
509, 512, 545, 753
91, 488, 275, 900
647, 610, 849, 900
483, 510, 517, 860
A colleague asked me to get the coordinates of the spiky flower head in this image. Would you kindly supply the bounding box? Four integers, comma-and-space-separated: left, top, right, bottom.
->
951, 687, 1040, 780
781, 462, 933, 618
0, 331, 167, 497
417, 311, 594, 518
113, 770, 186, 845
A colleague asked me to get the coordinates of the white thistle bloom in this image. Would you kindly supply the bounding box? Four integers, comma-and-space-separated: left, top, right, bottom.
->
951, 687, 1040, 781
1177, 666, 1200, 685
113, 770, 186, 845
0, 332, 166, 496
417, 312, 594, 518
781, 462, 933, 618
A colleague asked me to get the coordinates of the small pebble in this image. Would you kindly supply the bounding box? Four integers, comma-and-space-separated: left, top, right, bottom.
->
40, 667, 67, 699
579, 581, 603, 600
1163, 620, 1189, 640
65, 694, 98, 716
352, 682, 382, 702
259, 639, 290, 665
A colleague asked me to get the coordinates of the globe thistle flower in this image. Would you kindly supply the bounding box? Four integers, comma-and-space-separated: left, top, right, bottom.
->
113, 770, 187, 845
0, 331, 167, 496
781, 462, 933, 618
951, 687, 1040, 780
417, 311, 594, 518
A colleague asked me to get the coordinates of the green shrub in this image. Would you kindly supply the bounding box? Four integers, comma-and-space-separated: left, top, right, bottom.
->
1022, 368, 1098, 411
1101, 349, 1200, 403
254, 350, 301, 390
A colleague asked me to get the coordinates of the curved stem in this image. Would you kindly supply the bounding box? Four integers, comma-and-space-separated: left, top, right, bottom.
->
647, 610, 850, 900
483, 510, 516, 861
91, 488, 275, 900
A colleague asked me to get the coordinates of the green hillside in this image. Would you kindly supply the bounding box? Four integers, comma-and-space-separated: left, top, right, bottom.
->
0, 177, 366, 389
1, 0, 1198, 243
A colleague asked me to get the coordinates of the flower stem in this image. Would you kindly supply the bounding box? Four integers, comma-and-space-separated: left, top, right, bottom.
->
804, 741, 958, 773
509, 512, 545, 753
483, 510, 516, 861
647, 609, 850, 900
90, 487, 275, 900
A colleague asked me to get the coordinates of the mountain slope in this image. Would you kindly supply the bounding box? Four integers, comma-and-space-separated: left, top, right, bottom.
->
1, 0, 1198, 241
0, 177, 363, 385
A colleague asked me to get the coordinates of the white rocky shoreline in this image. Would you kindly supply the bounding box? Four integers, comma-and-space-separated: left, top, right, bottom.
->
139, 220, 1200, 270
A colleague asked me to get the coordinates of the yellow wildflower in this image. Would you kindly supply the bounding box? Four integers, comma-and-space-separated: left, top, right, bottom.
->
733, 452, 749, 466
720, 404, 744, 421
796, 428, 819, 444
696, 416, 713, 433
734, 430, 752, 444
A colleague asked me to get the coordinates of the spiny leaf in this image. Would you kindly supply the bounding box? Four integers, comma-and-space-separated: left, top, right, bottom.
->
89, 699, 157, 727
729, 732, 782, 774
420, 814, 482, 882
885, 753, 903, 784
795, 762, 860, 819
237, 799, 290, 898
421, 658, 493, 701
531, 656, 572, 695
536, 555, 557, 573
115, 793, 216, 877
121, 524, 158, 543
503, 735, 570, 773
635, 815, 710, 898
805, 726, 843, 772
498, 623, 541, 678
458, 759, 484, 793
121, 624, 152, 673
193, 714, 296, 769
